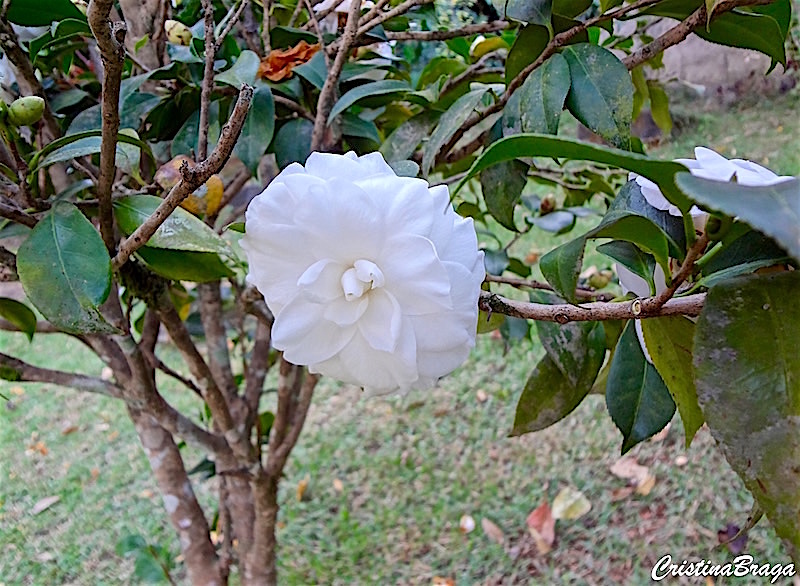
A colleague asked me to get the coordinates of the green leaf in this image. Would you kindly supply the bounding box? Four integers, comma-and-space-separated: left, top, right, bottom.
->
135, 247, 233, 282
379, 110, 439, 163
505, 0, 553, 26
270, 25, 318, 48
505, 25, 549, 83
293, 51, 327, 89
606, 320, 675, 454
233, 86, 274, 175
481, 159, 528, 231
640, 0, 786, 65
536, 314, 606, 388
416, 57, 467, 89
342, 113, 381, 144
455, 134, 692, 213
422, 88, 487, 175
133, 551, 169, 583
258, 411, 275, 444
116, 534, 147, 557
702, 229, 789, 275
214, 50, 261, 87
0, 297, 37, 341
646, 81, 672, 135
512, 321, 604, 435
597, 240, 656, 289
7, 0, 84, 25
640, 316, 704, 447
32, 129, 154, 175
477, 309, 505, 334
483, 248, 509, 275
554, 0, 592, 17
540, 207, 671, 303
388, 160, 419, 177
694, 271, 800, 556
530, 210, 575, 234
113, 195, 230, 254
503, 53, 570, 137
16, 203, 114, 334
172, 101, 220, 158
676, 175, 800, 262
273, 118, 313, 169
563, 43, 634, 149
327, 80, 411, 123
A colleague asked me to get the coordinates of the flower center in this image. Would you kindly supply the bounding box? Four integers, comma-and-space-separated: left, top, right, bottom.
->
341, 259, 384, 301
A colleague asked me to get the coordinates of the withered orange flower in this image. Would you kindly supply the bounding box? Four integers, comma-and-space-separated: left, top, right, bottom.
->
258, 40, 320, 82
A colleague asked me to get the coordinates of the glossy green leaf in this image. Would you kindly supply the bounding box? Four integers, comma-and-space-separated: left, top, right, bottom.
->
563, 43, 633, 149
554, 0, 592, 17
233, 86, 274, 175
416, 57, 467, 89
477, 309, 505, 334
342, 113, 381, 144
503, 53, 570, 137
135, 247, 233, 282
606, 320, 675, 454
505, 25, 549, 83
676, 175, 800, 262
512, 321, 604, 435
646, 81, 672, 135
640, 316, 704, 447
113, 195, 229, 254
694, 271, 800, 556
270, 26, 317, 48
273, 118, 313, 169
481, 159, 528, 231
455, 134, 692, 213
379, 111, 439, 163
640, 0, 786, 65
32, 129, 154, 174
173, 101, 220, 158
293, 51, 327, 89
17, 203, 114, 334
388, 160, 419, 177
38, 133, 137, 173
0, 297, 36, 341
597, 240, 656, 288
7, 0, 84, 25
702, 229, 789, 275
505, 0, 553, 26
215, 50, 261, 87
422, 88, 487, 175
328, 80, 410, 123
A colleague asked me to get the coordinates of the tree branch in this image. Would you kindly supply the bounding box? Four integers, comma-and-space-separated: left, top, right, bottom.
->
384, 20, 509, 41
0, 198, 36, 227
485, 274, 613, 301
216, 0, 249, 52
650, 232, 709, 309
112, 85, 253, 270
310, 0, 362, 151
87, 0, 127, 253
0, 352, 123, 398
479, 290, 706, 323
198, 0, 217, 162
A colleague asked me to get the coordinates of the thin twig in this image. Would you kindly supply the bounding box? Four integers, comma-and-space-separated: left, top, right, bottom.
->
302, 0, 346, 29
88, 0, 127, 253
0, 198, 36, 227
274, 94, 314, 120
0, 352, 123, 398
304, 0, 332, 68
113, 86, 254, 270
354, 0, 432, 40
383, 20, 509, 41
480, 290, 706, 323
650, 233, 709, 310
485, 274, 612, 301
216, 0, 249, 52
198, 0, 217, 162
311, 0, 362, 150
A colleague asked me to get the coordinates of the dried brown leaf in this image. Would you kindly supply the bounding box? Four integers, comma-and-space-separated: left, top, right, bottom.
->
31, 495, 60, 515
258, 41, 320, 82
526, 501, 555, 554
481, 517, 505, 544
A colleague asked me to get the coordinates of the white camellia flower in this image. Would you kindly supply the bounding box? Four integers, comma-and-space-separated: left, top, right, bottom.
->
241, 151, 485, 394
631, 146, 793, 229
621, 146, 790, 363
314, 0, 375, 33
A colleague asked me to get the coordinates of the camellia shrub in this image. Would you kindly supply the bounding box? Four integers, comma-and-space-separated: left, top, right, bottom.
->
0, 0, 797, 582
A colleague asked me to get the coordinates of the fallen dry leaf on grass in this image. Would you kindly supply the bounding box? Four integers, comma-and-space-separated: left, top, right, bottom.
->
526, 501, 555, 554
296, 475, 311, 502
481, 517, 505, 544
31, 495, 60, 515
332, 478, 344, 493
610, 456, 656, 496
552, 487, 591, 520
258, 40, 320, 82
432, 578, 455, 586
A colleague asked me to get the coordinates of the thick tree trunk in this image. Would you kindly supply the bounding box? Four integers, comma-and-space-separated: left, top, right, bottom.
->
243, 470, 281, 586
129, 408, 225, 586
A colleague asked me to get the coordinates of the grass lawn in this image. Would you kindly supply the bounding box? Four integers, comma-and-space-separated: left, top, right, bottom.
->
2, 90, 799, 585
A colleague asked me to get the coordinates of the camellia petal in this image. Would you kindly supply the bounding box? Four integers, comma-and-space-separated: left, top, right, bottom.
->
241, 151, 485, 393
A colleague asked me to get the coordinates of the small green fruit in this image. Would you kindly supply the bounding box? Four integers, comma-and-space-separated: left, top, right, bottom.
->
588, 272, 611, 290
7, 96, 45, 126
705, 214, 733, 241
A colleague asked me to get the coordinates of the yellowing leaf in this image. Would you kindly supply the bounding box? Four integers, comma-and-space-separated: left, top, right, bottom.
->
551, 487, 591, 520
296, 475, 310, 502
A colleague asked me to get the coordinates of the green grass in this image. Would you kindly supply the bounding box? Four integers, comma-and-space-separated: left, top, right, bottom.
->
2, 91, 800, 585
